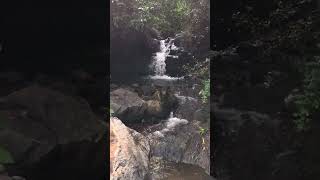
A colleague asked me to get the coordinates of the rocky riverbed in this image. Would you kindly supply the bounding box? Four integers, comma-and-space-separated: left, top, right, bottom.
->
110, 77, 212, 180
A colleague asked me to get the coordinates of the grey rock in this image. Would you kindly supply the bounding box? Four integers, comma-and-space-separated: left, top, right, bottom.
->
148, 120, 210, 174
0, 85, 106, 165
110, 88, 147, 123
110, 117, 150, 180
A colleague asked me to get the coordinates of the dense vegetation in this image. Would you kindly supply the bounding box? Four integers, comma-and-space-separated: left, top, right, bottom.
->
111, 0, 209, 38
213, 0, 320, 131
211, 1, 320, 179
111, 0, 210, 101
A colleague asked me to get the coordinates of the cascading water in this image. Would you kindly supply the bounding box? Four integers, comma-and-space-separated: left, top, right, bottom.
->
152, 111, 189, 138
152, 39, 168, 76
149, 38, 182, 80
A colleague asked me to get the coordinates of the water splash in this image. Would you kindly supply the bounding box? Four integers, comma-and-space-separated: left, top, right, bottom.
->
153, 112, 188, 138
149, 38, 183, 80
149, 75, 183, 80
151, 39, 171, 76
169, 111, 174, 118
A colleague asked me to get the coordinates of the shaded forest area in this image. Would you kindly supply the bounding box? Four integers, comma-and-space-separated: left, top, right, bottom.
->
213, 0, 320, 180
110, 0, 210, 83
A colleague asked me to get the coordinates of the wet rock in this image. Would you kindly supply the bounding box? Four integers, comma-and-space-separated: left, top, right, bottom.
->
111, 87, 178, 122
146, 100, 163, 118
165, 51, 195, 77
193, 107, 210, 123
110, 117, 150, 180
110, 88, 147, 123
174, 96, 200, 120
149, 120, 210, 174
140, 85, 157, 98
157, 87, 179, 117
148, 157, 215, 180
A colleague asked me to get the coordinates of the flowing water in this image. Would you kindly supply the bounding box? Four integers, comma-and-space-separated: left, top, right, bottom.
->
151, 39, 168, 76
144, 38, 213, 180
149, 38, 183, 80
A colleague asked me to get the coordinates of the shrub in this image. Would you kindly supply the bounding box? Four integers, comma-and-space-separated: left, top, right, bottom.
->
293, 59, 320, 131
199, 79, 210, 103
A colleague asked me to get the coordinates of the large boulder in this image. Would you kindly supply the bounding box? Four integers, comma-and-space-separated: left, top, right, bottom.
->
0, 110, 56, 165
0, 85, 106, 178
174, 95, 201, 119
111, 87, 178, 123
110, 117, 150, 180
148, 119, 210, 174
110, 88, 147, 123
110, 26, 160, 82
148, 157, 215, 180
1, 85, 105, 145
145, 87, 178, 119
165, 50, 195, 77
145, 100, 163, 118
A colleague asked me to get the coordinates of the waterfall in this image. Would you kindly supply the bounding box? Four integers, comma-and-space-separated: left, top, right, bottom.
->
170, 111, 174, 118
149, 38, 182, 80
152, 39, 169, 76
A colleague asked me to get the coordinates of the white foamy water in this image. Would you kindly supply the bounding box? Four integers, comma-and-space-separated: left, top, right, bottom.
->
149, 75, 184, 80
151, 39, 171, 76
153, 112, 188, 138
174, 94, 198, 104
166, 117, 189, 129
147, 38, 186, 81
149, 38, 183, 78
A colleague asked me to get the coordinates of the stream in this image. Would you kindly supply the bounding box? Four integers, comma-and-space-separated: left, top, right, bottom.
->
143, 37, 212, 180
110, 36, 212, 179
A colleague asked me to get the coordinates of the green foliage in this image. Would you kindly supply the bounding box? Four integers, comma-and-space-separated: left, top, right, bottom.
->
0, 147, 14, 164
199, 127, 207, 136
199, 79, 210, 103
293, 59, 320, 131
111, 0, 209, 37
135, 0, 193, 36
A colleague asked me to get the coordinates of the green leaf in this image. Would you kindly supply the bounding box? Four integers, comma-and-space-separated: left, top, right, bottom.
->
0, 146, 14, 164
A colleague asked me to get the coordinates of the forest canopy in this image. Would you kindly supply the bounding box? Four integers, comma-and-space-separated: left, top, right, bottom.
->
110, 0, 209, 38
